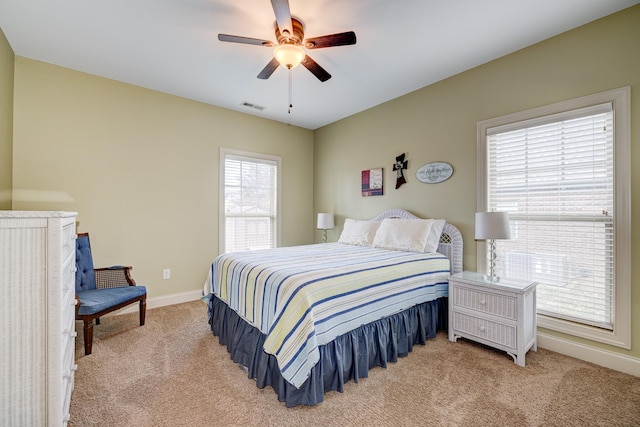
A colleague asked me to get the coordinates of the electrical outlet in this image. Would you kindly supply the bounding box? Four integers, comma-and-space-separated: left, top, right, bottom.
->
162, 268, 171, 280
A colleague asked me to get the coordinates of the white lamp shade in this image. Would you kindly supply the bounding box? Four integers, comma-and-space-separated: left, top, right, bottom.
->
475, 212, 511, 240
317, 213, 335, 230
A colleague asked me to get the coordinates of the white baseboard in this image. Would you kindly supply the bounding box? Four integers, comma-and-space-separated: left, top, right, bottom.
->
147, 290, 205, 310
108, 289, 204, 316
538, 332, 640, 377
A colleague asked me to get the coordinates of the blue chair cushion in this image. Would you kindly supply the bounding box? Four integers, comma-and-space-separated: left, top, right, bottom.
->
77, 286, 147, 316
76, 234, 97, 293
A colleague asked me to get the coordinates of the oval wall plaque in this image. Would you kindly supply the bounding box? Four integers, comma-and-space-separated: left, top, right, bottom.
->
416, 162, 454, 184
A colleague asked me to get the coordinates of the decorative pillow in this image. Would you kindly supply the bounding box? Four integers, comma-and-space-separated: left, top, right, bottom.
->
424, 219, 446, 253
372, 218, 434, 253
338, 219, 381, 247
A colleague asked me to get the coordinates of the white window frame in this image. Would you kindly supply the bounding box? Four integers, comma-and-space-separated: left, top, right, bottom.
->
219, 147, 282, 254
477, 87, 631, 349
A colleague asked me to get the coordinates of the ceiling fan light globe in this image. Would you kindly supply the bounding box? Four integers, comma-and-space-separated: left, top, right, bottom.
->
274, 44, 305, 69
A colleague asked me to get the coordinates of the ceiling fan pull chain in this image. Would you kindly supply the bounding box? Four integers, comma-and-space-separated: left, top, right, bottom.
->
288, 67, 293, 114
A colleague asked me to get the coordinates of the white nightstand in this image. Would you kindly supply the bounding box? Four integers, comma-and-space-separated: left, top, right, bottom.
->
448, 271, 537, 366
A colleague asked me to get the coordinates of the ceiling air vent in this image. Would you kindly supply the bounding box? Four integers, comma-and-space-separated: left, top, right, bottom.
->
241, 101, 265, 111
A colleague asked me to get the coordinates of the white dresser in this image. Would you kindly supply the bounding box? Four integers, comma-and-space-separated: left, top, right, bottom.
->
1, 211, 78, 426
448, 271, 537, 366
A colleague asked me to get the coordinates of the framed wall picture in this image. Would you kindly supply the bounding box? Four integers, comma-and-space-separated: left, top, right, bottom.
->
362, 168, 383, 196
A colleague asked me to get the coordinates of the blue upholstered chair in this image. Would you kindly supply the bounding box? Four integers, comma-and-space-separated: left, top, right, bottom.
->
75, 233, 147, 355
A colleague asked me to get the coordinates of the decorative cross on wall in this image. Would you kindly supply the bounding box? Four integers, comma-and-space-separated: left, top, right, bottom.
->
393, 153, 408, 189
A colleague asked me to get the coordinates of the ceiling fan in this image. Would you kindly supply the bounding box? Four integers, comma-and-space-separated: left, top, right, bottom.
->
218, 0, 356, 82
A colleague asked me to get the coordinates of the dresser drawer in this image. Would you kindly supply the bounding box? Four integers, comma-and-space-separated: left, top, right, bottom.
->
63, 336, 76, 376
61, 343, 76, 427
62, 223, 76, 259
451, 285, 516, 320
452, 311, 517, 349
61, 297, 77, 351
62, 279, 76, 312
62, 254, 77, 296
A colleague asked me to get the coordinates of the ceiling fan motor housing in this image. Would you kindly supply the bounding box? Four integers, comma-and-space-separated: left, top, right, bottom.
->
276, 17, 305, 45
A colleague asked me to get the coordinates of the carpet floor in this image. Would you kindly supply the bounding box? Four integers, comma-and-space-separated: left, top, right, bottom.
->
69, 300, 640, 426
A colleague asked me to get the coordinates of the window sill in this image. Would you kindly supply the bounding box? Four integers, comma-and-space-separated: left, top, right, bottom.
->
537, 313, 630, 350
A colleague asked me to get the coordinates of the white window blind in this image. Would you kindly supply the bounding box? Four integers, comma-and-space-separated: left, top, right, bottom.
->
487, 103, 614, 329
221, 151, 279, 253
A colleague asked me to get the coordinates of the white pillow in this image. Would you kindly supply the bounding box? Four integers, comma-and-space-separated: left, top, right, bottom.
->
372, 218, 433, 253
338, 219, 381, 247
425, 219, 446, 253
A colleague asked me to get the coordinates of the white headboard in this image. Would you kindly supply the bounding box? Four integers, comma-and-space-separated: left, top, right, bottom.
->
371, 209, 463, 275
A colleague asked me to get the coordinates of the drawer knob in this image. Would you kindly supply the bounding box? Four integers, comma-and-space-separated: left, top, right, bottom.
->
479, 299, 486, 305
479, 326, 486, 332
72, 364, 78, 372
71, 267, 77, 273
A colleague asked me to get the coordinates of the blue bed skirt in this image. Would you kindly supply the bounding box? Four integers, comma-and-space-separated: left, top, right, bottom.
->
207, 294, 447, 407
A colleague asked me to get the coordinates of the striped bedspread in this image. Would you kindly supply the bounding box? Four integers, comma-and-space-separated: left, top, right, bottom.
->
204, 243, 450, 388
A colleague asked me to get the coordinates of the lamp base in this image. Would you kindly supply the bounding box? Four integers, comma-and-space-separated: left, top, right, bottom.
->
487, 239, 499, 281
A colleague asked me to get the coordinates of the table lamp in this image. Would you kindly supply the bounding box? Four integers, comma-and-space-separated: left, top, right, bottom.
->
316, 213, 335, 243
475, 211, 511, 281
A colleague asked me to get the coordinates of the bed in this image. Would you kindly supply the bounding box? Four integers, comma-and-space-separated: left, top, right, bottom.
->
203, 208, 463, 406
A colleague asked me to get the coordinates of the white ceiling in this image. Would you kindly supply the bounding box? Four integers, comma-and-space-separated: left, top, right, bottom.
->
1, 0, 638, 130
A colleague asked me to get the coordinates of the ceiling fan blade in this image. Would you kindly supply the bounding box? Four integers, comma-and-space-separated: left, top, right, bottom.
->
304, 31, 357, 49
218, 34, 274, 47
257, 58, 280, 80
270, 0, 292, 37
302, 55, 331, 82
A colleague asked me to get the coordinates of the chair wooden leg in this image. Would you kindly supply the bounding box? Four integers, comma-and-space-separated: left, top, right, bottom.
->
83, 319, 94, 355
139, 298, 146, 326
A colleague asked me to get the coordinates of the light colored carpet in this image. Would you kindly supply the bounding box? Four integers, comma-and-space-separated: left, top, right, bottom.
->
69, 301, 640, 426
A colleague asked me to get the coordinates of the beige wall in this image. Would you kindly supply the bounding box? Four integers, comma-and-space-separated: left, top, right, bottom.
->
0, 27, 13, 209
314, 6, 640, 358
12, 58, 314, 299
4, 5, 639, 362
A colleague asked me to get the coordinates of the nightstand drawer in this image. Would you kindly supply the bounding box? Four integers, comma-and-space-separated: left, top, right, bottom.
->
451, 285, 516, 320
452, 311, 516, 349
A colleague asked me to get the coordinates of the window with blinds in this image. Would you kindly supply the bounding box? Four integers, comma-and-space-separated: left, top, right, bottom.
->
477, 87, 630, 348
220, 149, 280, 253
487, 104, 613, 329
